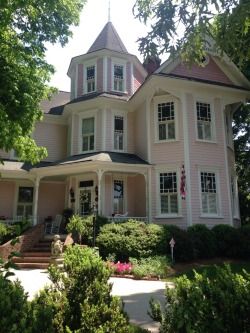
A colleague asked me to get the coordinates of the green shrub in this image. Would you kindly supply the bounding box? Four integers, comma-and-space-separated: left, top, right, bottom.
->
33, 245, 131, 333
151, 265, 250, 333
187, 224, 216, 259
97, 220, 165, 260
212, 224, 240, 257
0, 274, 30, 333
163, 225, 194, 262
238, 224, 250, 259
66, 214, 93, 245
130, 256, 170, 279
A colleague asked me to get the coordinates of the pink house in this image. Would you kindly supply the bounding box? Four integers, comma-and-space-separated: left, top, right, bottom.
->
1, 22, 250, 228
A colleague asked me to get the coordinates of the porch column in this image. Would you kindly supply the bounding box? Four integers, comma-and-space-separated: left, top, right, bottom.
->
143, 171, 150, 223
33, 177, 40, 225
97, 169, 104, 215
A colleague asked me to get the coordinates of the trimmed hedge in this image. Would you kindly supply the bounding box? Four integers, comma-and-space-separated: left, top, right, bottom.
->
188, 224, 217, 259
96, 220, 165, 260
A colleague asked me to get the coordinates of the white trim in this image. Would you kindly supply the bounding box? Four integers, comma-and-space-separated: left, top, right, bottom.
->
111, 57, 127, 93
78, 110, 98, 154
155, 166, 182, 218
153, 95, 179, 143
198, 167, 222, 218
75, 65, 78, 99
75, 174, 95, 215
194, 97, 216, 143
146, 97, 152, 163
181, 93, 192, 226
111, 109, 127, 152
111, 174, 127, 215
131, 63, 134, 94
84, 59, 97, 94
14, 180, 34, 218
103, 56, 107, 91
102, 108, 107, 151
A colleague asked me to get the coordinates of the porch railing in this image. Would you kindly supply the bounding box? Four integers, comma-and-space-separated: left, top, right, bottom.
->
0, 215, 39, 226
107, 216, 148, 223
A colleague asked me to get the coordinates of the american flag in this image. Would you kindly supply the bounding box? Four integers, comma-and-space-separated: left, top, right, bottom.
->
180, 164, 186, 200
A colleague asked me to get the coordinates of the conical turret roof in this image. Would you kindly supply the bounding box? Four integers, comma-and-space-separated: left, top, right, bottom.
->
88, 22, 128, 54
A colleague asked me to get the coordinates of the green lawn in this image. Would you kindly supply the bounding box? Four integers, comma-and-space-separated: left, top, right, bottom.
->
165, 259, 250, 281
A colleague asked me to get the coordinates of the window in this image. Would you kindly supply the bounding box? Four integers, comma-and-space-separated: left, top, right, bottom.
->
159, 172, 178, 214
196, 102, 212, 140
158, 102, 175, 140
86, 65, 95, 93
113, 180, 124, 214
200, 172, 218, 215
82, 117, 94, 152
114, 116, 124, 150
113, 65, 124, 92
17, 187, 33, 218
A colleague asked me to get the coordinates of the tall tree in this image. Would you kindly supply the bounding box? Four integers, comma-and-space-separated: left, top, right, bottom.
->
0, 0, 86, 164
134, 0, 250, 223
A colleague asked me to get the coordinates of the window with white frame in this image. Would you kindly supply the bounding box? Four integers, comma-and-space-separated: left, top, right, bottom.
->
200, 172, 218, 215
196, 102, 213, 140
17, 187, 33, 218
113, 180, 124, 214
159, 172, 178, 214
113, 65, 124, 92
86, 65, 96, 93
114, 116, 124, 150
158, 102, 175, 140
82, 117, 95, 152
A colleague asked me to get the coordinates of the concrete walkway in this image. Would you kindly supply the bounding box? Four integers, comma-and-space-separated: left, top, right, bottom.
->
9, 269, 172, 332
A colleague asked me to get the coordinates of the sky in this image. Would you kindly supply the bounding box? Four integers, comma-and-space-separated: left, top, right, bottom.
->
45, 0, 150, 92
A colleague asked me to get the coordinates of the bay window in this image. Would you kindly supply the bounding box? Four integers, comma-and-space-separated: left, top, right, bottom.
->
82, 117, 95, 152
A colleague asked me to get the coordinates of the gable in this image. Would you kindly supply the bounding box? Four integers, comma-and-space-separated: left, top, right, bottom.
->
167, 56, 233, 86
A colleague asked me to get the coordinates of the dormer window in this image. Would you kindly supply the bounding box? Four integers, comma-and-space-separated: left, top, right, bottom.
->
86, 65, 96, 93
113, 65, 125, 92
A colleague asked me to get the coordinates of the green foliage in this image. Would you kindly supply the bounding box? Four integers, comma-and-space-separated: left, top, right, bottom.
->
212, 224, 240, 257
0, 223, 11, 244
66, 214, 93, 245
128, 324, 151, 333
130, 256, 170, 279
187, 224, 217, 259
154, 265, 250, 333
163, 225, 194, 262
0, 0, 86, 163
0, 274, 30, 333
97, 220, 165, 260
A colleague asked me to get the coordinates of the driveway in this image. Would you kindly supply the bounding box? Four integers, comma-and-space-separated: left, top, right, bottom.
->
10, 270, 172, 332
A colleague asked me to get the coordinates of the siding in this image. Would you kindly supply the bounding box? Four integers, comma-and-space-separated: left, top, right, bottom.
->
34, 122, 67, 162
97, 58, 103, 92
135, 102, 148, 161
104, 174, 112, 216
186, 94, 231, 226
0, 181, 15, 218
105, 109, 112, 151
77, 64, 83, 97
126, 62, 132, 96
134, 174, 146, 216
72, 114, 79, 155
96, 109, 102, 151
127, 112, 135, 153
170, 57, 232, 85
107, 58, 112, 91
38, 182, 66, 222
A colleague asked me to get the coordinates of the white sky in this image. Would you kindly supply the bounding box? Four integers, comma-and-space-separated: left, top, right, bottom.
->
45, 0, 150, 92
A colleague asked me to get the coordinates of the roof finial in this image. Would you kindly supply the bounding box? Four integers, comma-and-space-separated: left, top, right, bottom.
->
108, 0, 111, 22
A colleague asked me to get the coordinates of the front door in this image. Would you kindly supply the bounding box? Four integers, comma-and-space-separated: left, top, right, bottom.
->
79, 188, 92, 216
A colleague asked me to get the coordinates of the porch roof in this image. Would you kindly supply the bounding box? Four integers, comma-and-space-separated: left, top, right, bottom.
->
0, 152, 149, 174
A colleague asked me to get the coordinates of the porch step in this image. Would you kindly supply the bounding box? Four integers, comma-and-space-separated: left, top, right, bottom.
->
14, 256, 50, 263
15, 262, 50, 269
22, 251, 51, 257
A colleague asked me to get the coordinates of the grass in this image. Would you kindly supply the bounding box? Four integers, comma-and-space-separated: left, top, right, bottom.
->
164, 258, 250, 281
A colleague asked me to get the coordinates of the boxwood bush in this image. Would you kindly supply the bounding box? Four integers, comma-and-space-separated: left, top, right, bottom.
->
97, 220, 165, 260
212, 224, 240, 258
150, 265, 250, 333
188, 224, 217, 259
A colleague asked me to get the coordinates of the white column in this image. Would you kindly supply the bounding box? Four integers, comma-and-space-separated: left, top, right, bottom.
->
143, 170, 151, 223
33, 177, 40, 225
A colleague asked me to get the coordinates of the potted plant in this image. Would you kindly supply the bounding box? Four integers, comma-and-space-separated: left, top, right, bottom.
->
66, 214, 93, 245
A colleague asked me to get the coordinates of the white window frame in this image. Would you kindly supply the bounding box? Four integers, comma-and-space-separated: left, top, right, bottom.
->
111, 110, 127, 152
156, 167, 181, 218
111, 58, 127, 93
154, 95, 178, 143
78, 110, 97, 154
84, 60, 97, 94
112, 175, 127, 215
195, 99, 216, 143
14, 180, 34, 218
198, 168, 221, 218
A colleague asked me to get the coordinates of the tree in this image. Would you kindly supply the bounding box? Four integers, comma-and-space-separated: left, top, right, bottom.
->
134, 0, 250, 223
133, 0, 250, 66
0, 0, 86, 164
